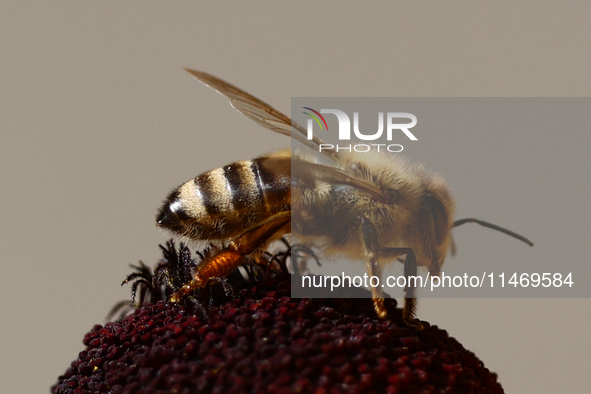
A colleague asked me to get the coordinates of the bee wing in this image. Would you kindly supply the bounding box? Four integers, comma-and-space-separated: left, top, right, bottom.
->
184, 68, 335, 160
185, 69, 388, 200
261, 155, 389, 203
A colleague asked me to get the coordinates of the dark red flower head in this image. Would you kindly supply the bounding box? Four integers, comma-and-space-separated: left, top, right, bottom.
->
52, 242, 503, 394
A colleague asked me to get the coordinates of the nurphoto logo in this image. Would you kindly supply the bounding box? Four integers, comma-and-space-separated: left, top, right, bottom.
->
303, 107, 417, 153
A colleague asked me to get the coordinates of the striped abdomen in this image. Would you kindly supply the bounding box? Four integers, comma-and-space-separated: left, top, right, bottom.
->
156, 152, 291, 240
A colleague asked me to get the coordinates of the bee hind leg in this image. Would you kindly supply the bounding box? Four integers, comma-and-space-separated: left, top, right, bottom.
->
169, 212, 291, 303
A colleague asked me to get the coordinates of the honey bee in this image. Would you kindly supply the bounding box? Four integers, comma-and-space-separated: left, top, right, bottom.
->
157, 68, 533, 323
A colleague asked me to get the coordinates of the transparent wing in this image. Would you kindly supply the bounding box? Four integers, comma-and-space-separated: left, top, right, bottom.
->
185, 69, 388, 200
184, 68, 335, 160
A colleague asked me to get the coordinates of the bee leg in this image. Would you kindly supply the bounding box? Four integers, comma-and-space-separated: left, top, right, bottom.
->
289, 243, 321, 277
253, 222, 291, 269
402, 250, 420, 326
379, 247, 422, 328
360, 216, 388, 318
169, 212, 291, 303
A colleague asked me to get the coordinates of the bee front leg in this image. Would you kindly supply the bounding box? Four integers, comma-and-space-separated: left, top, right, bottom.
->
402, 250, 418, 322
379, 247, 420, 327
360, 216, 388, 318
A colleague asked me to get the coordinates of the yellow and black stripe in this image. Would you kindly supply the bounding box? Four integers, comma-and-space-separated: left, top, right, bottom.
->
156, 154, 290, 240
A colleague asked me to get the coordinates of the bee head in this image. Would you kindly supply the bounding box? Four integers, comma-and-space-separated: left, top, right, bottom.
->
419, 175, 456, 275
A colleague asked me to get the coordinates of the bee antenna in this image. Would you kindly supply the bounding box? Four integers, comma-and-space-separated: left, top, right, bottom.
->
453, 218, 534, 246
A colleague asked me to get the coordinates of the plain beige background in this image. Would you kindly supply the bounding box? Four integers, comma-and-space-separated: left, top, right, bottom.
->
1, 2, 590, 393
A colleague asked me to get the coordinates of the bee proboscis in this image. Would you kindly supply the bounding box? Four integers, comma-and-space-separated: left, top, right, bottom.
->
156, 69, 533, 324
